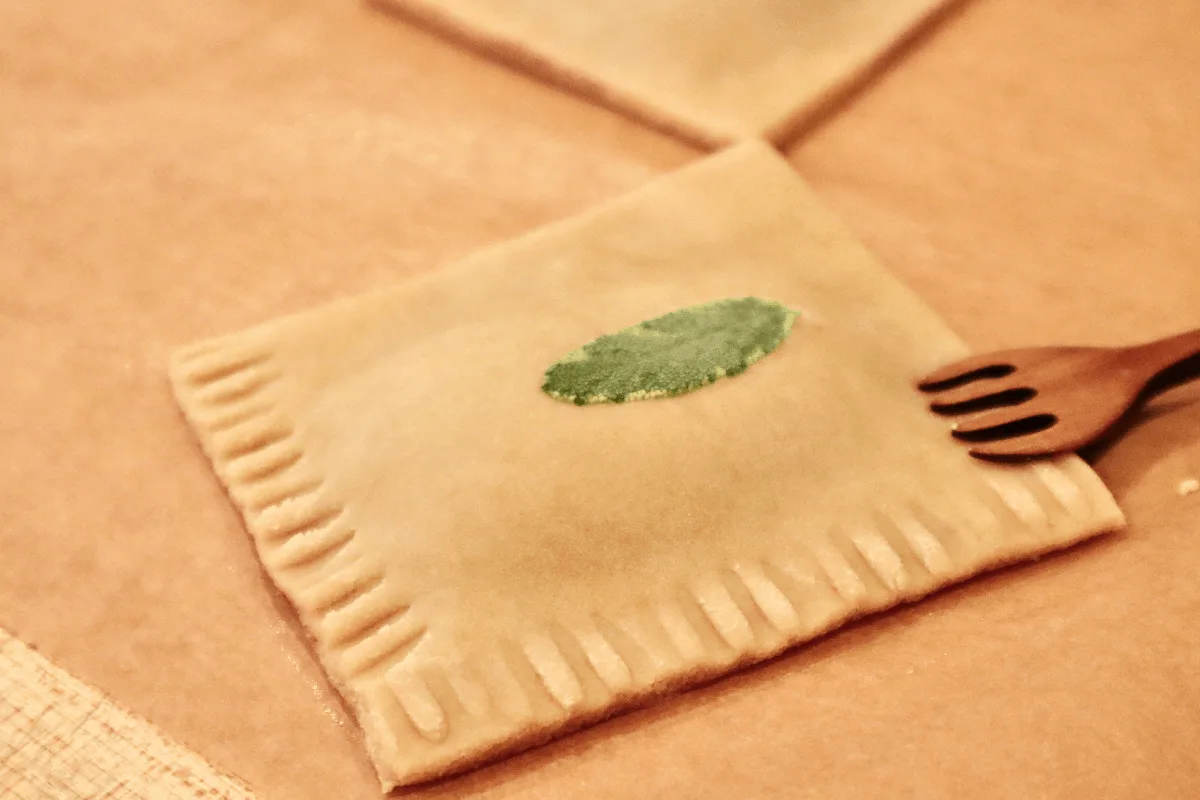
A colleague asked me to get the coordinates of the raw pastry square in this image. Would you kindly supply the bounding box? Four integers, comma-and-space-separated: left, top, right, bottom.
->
372, 0, 954, 146
169, 142, 1124, 790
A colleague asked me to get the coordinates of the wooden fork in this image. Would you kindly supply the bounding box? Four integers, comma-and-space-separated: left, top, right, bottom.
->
917, 328, 1200, 460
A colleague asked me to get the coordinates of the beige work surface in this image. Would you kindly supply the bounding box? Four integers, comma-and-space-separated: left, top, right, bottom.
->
2, 0, 1199, 798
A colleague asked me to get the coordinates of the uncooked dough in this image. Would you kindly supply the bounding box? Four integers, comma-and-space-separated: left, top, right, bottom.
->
168, 142, 1124, 790
372, 0, 953, 145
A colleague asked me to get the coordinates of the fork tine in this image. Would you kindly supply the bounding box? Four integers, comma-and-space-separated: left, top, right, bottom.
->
948, 405, 1048, 438
966, 427, 1067, 459
917, 354, 1017, 391
927, 379, 1033, 411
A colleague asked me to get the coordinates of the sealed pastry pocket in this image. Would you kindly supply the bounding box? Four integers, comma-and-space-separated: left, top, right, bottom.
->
169, 142, 1124, 790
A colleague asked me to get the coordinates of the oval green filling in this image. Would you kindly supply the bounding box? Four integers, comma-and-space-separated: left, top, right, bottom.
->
542, 297, 797, 405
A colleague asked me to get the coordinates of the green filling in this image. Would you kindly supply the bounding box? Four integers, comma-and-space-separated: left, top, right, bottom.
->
542, 297, 797, 405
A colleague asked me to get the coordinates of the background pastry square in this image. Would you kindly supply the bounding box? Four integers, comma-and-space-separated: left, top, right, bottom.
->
373, 0, 954, 145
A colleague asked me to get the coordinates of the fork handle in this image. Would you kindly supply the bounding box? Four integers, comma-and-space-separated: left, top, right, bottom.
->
1131, 328, 1200, 398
